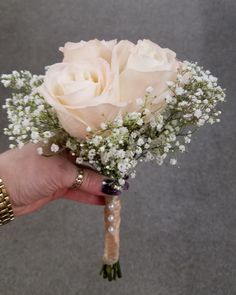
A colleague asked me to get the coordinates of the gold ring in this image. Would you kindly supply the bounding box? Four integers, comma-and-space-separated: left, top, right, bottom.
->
71, 167, 84, 189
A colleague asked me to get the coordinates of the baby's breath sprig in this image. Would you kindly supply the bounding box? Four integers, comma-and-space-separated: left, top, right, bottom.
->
1, 71, 61, 149
1, 61, 225, 185
1, 70, 44, 94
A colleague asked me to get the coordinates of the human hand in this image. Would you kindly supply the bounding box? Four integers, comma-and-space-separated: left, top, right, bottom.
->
0, 143, 127, 216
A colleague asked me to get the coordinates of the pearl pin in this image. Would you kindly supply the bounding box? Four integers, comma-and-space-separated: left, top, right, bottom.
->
108, 226, 115, 234
108, 203, 115, 210
107, 215, 114, 222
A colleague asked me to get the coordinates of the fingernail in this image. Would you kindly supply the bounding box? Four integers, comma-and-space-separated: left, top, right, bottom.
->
101, 179, 129, 195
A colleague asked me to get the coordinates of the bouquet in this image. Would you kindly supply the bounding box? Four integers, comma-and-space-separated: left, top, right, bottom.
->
1, 39, 225, 281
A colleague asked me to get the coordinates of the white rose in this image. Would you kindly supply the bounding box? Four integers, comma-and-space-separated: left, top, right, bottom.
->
112, 39, 180, 112
39, 40, 128, 138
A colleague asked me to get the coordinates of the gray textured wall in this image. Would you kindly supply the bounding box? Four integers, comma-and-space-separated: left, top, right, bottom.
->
0, 0, 235, 294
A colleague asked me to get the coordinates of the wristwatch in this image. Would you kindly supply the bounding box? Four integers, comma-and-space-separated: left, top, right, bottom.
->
0, 178, 14, 225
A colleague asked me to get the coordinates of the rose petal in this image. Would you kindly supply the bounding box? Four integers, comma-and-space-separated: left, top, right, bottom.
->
60, 39, 115, 63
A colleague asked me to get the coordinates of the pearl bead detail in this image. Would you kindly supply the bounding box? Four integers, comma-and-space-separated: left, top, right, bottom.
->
108, 226, 115, 234
107, 215, 114, 222
108, 203, 115, 210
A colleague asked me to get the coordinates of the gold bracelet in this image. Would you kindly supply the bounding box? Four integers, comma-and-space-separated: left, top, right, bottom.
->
0, 178, 14, 226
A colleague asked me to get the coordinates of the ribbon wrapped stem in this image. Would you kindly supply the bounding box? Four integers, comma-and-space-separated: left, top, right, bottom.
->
100, 196, 122, 281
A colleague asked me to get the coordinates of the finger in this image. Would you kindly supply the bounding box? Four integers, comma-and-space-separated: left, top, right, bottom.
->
79, 168, 129, 197
60, 161, 129, 197
63, 189, 106, 206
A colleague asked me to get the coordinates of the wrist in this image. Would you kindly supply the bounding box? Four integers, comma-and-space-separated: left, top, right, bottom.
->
0, 152, 16, 218
0, 152, 10, 193
0, 176, 14, 225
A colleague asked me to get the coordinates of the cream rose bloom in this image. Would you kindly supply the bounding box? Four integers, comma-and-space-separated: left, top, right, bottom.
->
39, 39, 128, 138
112, 39, 180, 112
39, 39, 180, 139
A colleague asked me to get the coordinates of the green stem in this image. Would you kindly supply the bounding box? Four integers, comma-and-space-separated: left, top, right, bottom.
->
100, 261, 122, 281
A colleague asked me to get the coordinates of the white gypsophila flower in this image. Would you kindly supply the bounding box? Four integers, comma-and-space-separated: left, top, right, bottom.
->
208, 118, 215, 124
146, 86, 154, 93
86, 126, 92, 132
88, 149, 96, 159
197, 119, 205, 126
203, 114, 209, 121
116, 150, 126, 158
114, 116, 123, 127
101, 122, 107, 130
37, 147, 43, 155
118, 178, 125, 186
92, 136, 102, 146
136, 97, 144, 106
169, 134, 176, 142
143, 108, 150, 115
166, 81, 174, 87
184, 136, 191, 144
126, 150, 134, 158
194, 109, 202, 118
50, 143, 60, 153
130, 159, 137, 167
101, 153, 110, 164
156, 124, 163, 131
76, 157, 83, 164
22, 118, 30, 127
178, 101, 188, 107
137, 118, 143, 126
117, 162, 127, 173
43, 131, 54, 138
170, 158, 177, 165
179, 145, 185, 152
13, 125, 21, 135
119, 127, 128, 135
164, 146, 170, 153
66, 138, 77, 151
131, 132, 138, 139
165, 94, 173, 104
33, 109, 40, 116
137, 138, 145, 146
99, 146, 105, 152
150, 119, 157, 128
16, 79, 24, 89
183, 114, 192, 119
136, 147, 142, 155
2, 80, 11, 87
130, 172, 136, 179
196, 88, 204, 96
145, 151, 154, 161
129, 112, 139, 120
31, 131, 40, 141
175, 87, 185, 96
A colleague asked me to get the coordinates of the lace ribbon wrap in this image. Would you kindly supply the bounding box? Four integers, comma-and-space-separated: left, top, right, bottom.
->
103, 196, 121, 265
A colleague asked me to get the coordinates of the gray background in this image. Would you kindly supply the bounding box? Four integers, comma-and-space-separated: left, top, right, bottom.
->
0, 0, 235, 294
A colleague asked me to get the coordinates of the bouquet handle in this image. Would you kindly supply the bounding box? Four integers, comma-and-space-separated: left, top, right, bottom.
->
100, 196, 122, 281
